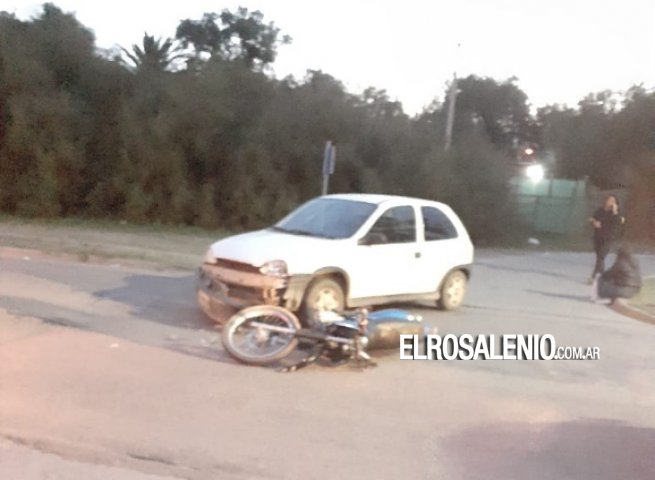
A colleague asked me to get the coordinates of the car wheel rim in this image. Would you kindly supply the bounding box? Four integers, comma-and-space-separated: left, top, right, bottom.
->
445, 276, 465, 306
313, 288, 340, 311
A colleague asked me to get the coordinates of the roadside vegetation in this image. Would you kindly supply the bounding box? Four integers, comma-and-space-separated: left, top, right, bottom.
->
0, 215, 229, 269
0, 3, 653, 246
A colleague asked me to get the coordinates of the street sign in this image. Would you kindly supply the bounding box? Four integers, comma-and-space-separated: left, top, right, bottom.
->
323, 141, 336, 175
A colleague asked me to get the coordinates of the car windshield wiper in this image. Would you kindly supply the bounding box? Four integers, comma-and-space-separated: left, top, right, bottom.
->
270, 226, 315, 237
270, 226, 342, 239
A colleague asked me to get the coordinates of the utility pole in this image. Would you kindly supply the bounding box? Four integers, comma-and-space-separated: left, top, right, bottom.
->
444, 73, 457, 151
444, 43, 461, 151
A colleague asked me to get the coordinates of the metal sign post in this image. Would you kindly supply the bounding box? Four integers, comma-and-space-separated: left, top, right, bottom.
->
322, 140, 336, 195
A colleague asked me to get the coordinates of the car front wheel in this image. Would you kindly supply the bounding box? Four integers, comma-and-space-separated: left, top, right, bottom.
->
437, 270, 467, 310
301, 277, 345, 324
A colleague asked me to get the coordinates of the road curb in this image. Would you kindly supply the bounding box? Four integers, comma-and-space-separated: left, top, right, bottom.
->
610, 301, 655, 326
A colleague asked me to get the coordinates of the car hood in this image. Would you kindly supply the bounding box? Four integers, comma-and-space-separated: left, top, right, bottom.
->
209, 229, 342, 270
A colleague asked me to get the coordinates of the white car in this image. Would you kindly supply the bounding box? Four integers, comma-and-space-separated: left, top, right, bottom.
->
197, 194, 474, 322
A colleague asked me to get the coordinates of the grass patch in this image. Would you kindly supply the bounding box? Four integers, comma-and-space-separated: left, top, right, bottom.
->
629, 277, 655, 317
0, 215, 236, 270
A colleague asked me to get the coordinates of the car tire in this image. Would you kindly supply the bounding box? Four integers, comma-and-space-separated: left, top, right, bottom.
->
300, 277, 345, 325
436, 270, 467, 311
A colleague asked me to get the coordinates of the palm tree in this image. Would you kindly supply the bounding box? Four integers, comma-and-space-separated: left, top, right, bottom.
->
121, 33, 186, 73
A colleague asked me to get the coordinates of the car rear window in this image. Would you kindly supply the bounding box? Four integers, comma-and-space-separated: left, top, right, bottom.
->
421, 206, 458, 240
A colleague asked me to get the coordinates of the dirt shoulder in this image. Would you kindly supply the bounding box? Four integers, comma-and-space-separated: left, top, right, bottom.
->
0, 217, 230, 271
627, 277, 655, 318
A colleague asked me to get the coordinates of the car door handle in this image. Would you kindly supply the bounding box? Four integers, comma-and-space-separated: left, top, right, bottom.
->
415, 252, 421, 258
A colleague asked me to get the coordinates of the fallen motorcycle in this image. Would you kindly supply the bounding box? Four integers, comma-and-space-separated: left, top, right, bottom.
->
221, 305, 432, 371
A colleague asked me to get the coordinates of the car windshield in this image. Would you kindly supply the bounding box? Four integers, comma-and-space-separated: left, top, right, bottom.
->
271, 198, 377, 239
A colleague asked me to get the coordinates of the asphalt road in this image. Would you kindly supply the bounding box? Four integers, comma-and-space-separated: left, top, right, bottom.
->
1, 249, 655, 480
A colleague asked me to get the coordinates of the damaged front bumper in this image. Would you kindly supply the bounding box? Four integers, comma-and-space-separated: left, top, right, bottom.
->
196, 263, 311, 321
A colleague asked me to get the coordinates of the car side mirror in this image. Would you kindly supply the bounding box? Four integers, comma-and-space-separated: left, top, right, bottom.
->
358, 232, 388, 246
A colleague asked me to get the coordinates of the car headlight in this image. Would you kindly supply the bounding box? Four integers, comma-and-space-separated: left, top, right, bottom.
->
203, 248, 217, 264
259, 260, 288, 277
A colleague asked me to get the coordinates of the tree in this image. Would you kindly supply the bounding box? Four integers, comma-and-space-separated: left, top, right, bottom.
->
453, 75, 533, 150
121, 33, 185, 73
539, 88, 655, 189
0, 4, 96, 215
176, 7, 291, 69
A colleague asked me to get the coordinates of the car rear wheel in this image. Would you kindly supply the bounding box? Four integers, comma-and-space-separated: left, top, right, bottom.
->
301, 277, 345, 325
437, 270, 467, 310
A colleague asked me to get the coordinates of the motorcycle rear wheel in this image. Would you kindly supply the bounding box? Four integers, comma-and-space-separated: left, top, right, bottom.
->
222, 305, 301, 365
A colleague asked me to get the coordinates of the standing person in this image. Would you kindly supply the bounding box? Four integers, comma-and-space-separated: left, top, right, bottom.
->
588, 195, 625, 283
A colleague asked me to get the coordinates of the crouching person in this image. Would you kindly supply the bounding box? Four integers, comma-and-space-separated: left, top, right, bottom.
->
595, 246, 642, 304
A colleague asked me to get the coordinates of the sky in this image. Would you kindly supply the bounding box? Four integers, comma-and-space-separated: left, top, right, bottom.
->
7, 0, 655, 115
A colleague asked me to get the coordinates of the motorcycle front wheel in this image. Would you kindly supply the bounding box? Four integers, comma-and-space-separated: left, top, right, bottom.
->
222, 305, 302, 365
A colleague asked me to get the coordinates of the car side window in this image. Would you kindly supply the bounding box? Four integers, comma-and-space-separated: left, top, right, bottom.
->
422, 206, 458, 241
368, 206, 416, 244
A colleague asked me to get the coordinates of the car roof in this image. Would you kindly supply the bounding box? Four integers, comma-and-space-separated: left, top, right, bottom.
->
323, 193, 450, 209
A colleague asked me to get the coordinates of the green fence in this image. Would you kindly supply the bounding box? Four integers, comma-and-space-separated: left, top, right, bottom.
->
511, 177, 590, 235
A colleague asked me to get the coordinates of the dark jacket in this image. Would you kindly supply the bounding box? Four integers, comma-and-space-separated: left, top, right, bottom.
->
601, 254, 642, 288
592, 207, 624, 243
